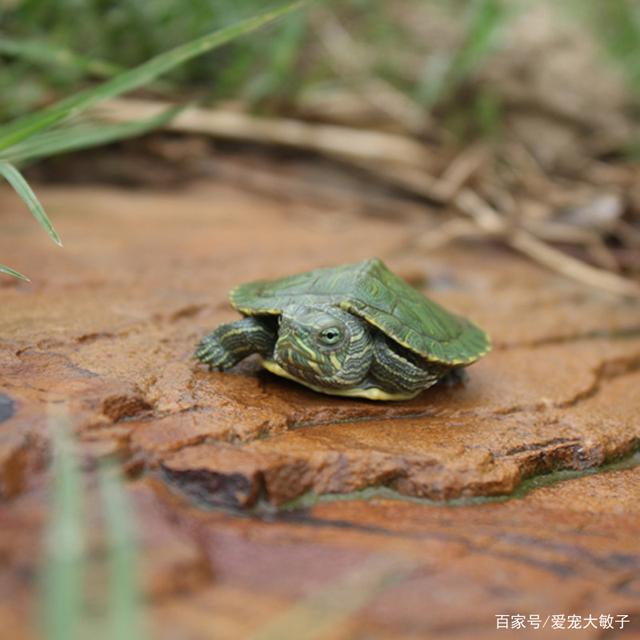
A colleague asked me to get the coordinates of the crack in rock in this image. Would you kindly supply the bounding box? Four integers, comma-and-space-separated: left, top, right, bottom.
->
495, 325, 640, 350
501, 437, 582, 457
558, 351, 640, 409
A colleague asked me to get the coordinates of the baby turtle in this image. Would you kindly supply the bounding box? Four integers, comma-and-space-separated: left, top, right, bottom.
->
196, 258, 490, 400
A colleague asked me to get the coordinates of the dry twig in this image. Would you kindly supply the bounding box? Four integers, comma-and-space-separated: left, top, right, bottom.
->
97, 98, 434, 170
95, 97, 640, 297
455, 189, 640, 297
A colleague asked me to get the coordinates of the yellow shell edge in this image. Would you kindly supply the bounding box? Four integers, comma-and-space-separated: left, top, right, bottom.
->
260, 359, 420, 402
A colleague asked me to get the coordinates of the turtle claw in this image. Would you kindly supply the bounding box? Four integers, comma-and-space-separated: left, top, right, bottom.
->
195, 337, 229, 369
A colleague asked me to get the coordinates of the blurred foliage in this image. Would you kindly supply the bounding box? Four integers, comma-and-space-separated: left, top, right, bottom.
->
0, 1, 512, 120
574, 0, 640, 96
415, 0, 511, 109
42, 407, 85, 640
4, 0, 638, 144
2, 0, 640, 127
0, 0, 518, 147
0, 2, 303, 279
0, 0, 318, 118
42, 405, 143, 640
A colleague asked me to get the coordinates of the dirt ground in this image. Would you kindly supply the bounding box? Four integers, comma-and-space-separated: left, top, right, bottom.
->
2, 173, 640, 639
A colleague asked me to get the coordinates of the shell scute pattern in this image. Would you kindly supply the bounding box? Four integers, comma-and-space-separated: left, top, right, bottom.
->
230, 258, 490, 366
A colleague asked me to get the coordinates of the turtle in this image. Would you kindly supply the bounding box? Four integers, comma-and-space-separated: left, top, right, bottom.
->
195, 258, 490, 400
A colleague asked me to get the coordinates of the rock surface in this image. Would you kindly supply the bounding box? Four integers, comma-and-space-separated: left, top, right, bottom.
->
1, 179, 640, 638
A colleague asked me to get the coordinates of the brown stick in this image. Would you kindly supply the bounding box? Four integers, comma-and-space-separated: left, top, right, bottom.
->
96, 98, 434, 170
95, 97, 640, 297
455, 189, 640, 298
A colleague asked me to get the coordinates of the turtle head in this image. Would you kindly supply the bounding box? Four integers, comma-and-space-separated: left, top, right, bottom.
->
274, 305, 373, 389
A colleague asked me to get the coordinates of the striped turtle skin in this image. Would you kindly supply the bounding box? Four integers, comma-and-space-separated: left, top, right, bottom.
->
197, 258, 491, 400
231, 258, 490, 366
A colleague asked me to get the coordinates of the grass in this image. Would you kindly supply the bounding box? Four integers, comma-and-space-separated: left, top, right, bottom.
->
2, 0, 639, 279
42, 404, 86, 640
567, 0, 640, 95
415, 0, 511, 110
0, 1, 518, 123
0, 1, 306, 281
0, 0, 316, 119
43, 402, 143, 640
98, 462, 143, 640
3, 1, 639, 121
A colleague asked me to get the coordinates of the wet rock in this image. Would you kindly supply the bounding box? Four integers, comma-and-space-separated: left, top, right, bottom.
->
2, 179, 640, 638
101, 393, 153, 422
162, 445, 268, 508
2, 181, 640, 504
0, 431, 46, 499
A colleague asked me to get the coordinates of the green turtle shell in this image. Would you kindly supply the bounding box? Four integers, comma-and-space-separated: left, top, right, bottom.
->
230, 258, 490, 366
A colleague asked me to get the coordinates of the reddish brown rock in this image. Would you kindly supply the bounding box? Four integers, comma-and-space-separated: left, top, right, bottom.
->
2, 179, 640, 639
2, 180, 640, 504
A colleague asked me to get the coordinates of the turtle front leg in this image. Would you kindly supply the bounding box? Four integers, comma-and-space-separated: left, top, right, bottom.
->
196, 317, 276, 370
370, 334, 450, 395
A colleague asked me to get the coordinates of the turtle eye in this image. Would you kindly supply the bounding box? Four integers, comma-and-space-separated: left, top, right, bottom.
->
319, 326, 342, 345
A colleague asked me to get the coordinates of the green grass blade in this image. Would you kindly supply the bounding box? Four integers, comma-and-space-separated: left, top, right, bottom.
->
245, 12, 308, 101
42, 403, 85, 640
5, 105, 182, 164
416, 0, 510, 108
0, 35, 123, 79
0, 161, 62, 245
450, 0, 509, 82
98, 464, 143, 640
0, 1, 306, 152
0, 263, 30, 281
